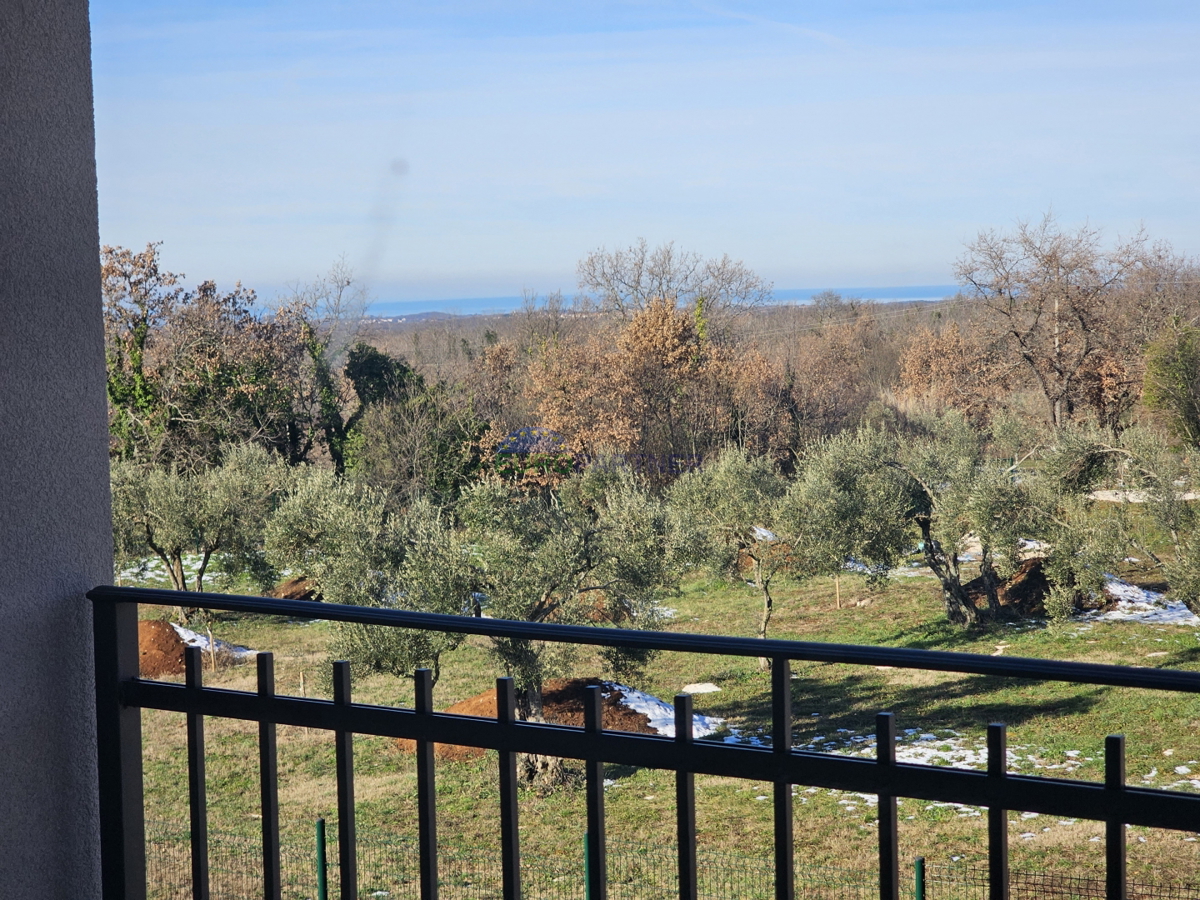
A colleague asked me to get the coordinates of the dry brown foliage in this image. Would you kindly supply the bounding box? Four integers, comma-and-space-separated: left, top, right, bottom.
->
897, 323, 1011, 422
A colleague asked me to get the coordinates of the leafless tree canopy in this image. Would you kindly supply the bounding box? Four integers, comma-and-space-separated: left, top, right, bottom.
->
956, 215, 1154, 427
576, 238, 773, 335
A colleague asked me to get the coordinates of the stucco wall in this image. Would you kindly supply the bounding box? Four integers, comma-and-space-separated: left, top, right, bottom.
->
0, 1, 111, 897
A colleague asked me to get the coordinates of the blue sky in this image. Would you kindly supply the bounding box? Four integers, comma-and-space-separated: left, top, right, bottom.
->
91, 1, 1200, 308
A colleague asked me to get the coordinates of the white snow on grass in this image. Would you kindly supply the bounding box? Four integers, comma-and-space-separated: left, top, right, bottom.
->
117, 554, 209, 587
1075, 577, 1200, 627
170, 623, 257, 660
602, 682, 725, 738
1090, 489, 1200, 503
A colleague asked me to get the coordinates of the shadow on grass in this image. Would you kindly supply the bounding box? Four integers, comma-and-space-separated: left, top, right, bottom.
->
699, 667, 1107, 743
878, 617, 1046, 653
1163, 645, 1200, 669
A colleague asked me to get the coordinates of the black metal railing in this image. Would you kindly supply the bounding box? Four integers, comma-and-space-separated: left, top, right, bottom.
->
90, 585, 1200, 900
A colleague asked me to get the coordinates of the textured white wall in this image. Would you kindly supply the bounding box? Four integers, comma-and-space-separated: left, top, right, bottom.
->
0, 1, 111, 896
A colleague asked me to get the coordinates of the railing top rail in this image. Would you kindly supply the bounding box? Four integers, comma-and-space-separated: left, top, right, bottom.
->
89, 584, 1200, 694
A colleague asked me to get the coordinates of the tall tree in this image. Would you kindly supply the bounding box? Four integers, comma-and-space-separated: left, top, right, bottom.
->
347, 380, 485, 509
102, 242, 185, 462
955, 215, 1145, 428
530, 298, 736, 479
273, 260, 371, 473
102, 243, 305, 469
577, 238, 771, 340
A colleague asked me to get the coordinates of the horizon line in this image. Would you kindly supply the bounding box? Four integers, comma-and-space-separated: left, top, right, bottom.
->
364, 284, 962, 319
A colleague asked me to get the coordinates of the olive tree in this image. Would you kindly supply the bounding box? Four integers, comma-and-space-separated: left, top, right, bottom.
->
671, 441, 912, 662
266, 461, 682, 765
457, 464, 679, 721
891, 418, 1128, 627
856, 413, 1076, 627
111, 443, 293, 617
783, 429, 913, 608
1053, 426, 1200, 615
263, 470, 470, 683
668, 449, 790, 661
1143, 326, 1200, 448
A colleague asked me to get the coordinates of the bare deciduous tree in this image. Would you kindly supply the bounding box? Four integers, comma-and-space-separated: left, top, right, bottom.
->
577, 238, 772, 338
955, 215, 1145, 428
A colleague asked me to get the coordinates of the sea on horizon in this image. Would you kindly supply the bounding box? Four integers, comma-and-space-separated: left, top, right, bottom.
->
366, 284, 960, 320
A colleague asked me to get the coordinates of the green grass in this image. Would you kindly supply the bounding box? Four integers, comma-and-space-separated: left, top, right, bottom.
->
131, 562, 1200, 890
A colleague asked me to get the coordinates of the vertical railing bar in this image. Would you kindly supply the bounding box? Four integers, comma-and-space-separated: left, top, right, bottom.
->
1106, 734, 1128, 900
185, 646, 210, 900
415, 668, 439, 900
497, 677, 522, 900
987, 723, 1010, 900
257, 653, 281, 900
772, 657, 794, 900
585, 685, 608, 900
332, 661, 357, 900
93, 598, 147, 900
674, 693, 697, 900
876, 712, 899, 900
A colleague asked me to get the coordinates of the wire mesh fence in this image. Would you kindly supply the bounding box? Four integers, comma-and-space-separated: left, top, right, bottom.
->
145, 822, 1200, 900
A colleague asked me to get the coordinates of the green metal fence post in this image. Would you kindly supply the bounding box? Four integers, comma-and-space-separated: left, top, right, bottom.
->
316, 818, 328, 900
914, 856, 925, 900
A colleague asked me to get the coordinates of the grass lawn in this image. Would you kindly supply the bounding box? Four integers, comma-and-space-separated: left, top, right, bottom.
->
129, 561, 1200, 892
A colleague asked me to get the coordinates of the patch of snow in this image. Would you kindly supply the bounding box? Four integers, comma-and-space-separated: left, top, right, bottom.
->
723, 731, 768, 748
603, 683, 724, 738
681, 682, 721, 694
170, 623, 256, 660
1075, 578, 1200, 627
1090, 489, 1200, 503
751, 526, 777, 542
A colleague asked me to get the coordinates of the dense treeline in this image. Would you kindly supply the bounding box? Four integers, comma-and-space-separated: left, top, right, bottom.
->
107, 219, 1200, 729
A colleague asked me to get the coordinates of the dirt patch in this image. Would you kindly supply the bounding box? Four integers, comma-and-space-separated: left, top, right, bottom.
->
137, 620, 243, 677
396, 677, 658, 762
964, 557, 1050, 617
138, 619, 187, 677
270, 576, 320, 602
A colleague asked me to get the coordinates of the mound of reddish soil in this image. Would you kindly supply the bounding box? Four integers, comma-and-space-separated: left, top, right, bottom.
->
963, 557, 1050, 617
138, 620, 187, 677
396, 677, 658, 762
